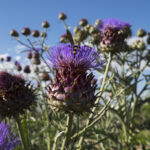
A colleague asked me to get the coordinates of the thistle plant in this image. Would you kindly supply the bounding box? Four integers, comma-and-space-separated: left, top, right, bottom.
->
0, 12, 148, 150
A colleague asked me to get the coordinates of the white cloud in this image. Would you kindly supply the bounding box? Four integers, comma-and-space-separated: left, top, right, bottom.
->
0, 53, 9, 58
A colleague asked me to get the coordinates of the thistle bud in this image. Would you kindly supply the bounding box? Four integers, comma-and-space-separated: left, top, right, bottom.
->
6, 56, 11, 62
79, 18, 88, 27
147, 35, 150, 44
27, 51, 32, 59
24, 65, 31, 73
40, 72, 49, 81
94, 19, 102, 28
58, 12, 67, 20
73, 26, 81, 34
14, 61, 19, 66
137, 40, 146, 50
32, 51, 40, 59
0, 57, 4, 62
40, 32, 47, 38
42, 20, 50, 28
137, 29, 147, 37
33, 58, 41, 65
34, 67, 39, 73
90, 33, 101, 45
60, 34, 68, 43
89, 26, 99, 35
32, 30, 40, 38
17, 65, 22, 71
21, 27, 31, 36
10, 29, 19, 37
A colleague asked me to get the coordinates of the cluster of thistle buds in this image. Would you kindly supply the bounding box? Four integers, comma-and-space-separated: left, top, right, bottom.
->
59, 15, 132, 54
10, 20, 50, 38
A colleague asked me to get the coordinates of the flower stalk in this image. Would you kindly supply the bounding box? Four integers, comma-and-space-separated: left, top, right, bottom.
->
15, 114, 29, 150
77, 52, 112, 149
61, 113, 73, 150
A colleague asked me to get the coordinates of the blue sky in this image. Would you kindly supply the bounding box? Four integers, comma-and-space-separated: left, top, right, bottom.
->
0, 0, 150, 55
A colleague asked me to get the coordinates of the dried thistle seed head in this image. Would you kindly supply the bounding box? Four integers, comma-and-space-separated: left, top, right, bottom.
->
58, 12, 67, 20
21, 27, 31, 36
42, 20, 50, 28
10, 29, 19, 37
0, 72, 36, 117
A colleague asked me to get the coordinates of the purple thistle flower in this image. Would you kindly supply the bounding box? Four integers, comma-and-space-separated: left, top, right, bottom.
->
98, 18, 131, 32
98, 18, 131, 53
0, 121, 20, 150
49, 44, 104, 72
47, 44, 104, 113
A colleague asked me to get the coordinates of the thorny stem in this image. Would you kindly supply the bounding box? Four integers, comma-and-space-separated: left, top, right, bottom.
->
76, 53, 112, 149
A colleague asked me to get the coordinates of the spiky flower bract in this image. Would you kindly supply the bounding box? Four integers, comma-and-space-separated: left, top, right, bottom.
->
0, 121, 20, 150
99, 18, 131, 53
0, 72, 36, 117
47, 44, 104, 113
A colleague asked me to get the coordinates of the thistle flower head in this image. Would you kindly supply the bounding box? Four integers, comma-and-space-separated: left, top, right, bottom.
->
49, 44, 104, 72
99, 18, 131, 53
0, 72, 36, 117
47, 44, 104, 113
0, 121, 20, 150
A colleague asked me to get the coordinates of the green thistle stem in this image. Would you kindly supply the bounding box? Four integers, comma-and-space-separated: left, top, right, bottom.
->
15, 115, 29, 150
61, 113, 73, 150
45, 105, 51, 150
77, 53, 112, 150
